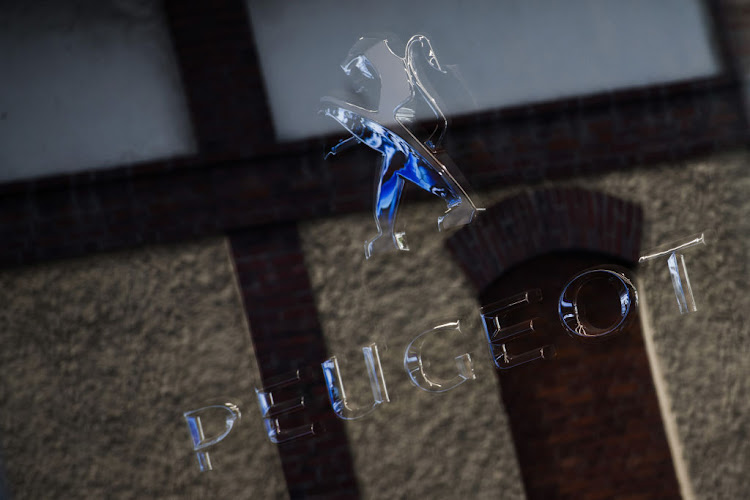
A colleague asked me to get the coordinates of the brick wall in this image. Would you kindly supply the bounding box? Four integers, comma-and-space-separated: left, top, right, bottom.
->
480, 254, 681, 500
447, 189, 679, 499
446, 188, 643, 293
228, 224, 359, 499
448, 78, 746, 186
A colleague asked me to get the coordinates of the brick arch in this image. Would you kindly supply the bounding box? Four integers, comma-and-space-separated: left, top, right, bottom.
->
446, 187, 643, 293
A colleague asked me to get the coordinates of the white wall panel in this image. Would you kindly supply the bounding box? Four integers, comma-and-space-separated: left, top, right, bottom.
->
0, 1, 196, 182
248, 0, 720, 142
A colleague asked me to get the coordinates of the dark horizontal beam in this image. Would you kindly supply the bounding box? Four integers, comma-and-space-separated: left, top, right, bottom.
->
0, 78, 746, 269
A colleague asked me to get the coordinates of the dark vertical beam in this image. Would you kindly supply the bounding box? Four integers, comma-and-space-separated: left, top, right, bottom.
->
228, 224, 360, 499
0, 445, 9, 500
714, 0, 750, 125
164, 0, 274, 155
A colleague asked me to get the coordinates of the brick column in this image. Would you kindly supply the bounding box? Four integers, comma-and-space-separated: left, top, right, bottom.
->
228, 224, 359, 499
448, 189, 681, 499
480, 254, 681, 500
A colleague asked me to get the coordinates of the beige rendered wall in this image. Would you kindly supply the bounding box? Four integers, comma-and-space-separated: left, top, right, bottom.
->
0, 238, 288, 499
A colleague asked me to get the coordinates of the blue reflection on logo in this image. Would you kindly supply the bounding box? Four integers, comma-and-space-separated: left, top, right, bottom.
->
322, 35, 480, 258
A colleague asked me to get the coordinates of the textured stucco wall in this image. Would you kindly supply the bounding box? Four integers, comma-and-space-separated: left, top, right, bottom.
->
0, 152, 746, 499
299, 150, 750, 499
0, 238, 287, 499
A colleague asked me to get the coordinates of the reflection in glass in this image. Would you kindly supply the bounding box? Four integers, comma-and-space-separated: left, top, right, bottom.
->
183, 402, 241, 472
255, 370, 316, 444
322, 344, 389, 420
639, 232, 707, 314
558, 268, 638, 340
403, 321, 476, 392
481, 289, 554, 369
321, 35, 480, 258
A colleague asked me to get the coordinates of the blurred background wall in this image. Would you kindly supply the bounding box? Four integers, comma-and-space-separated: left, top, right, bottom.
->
0, 0, 748, 498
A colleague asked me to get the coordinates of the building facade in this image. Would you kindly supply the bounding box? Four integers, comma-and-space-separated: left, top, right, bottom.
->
1, 1, 749, 498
